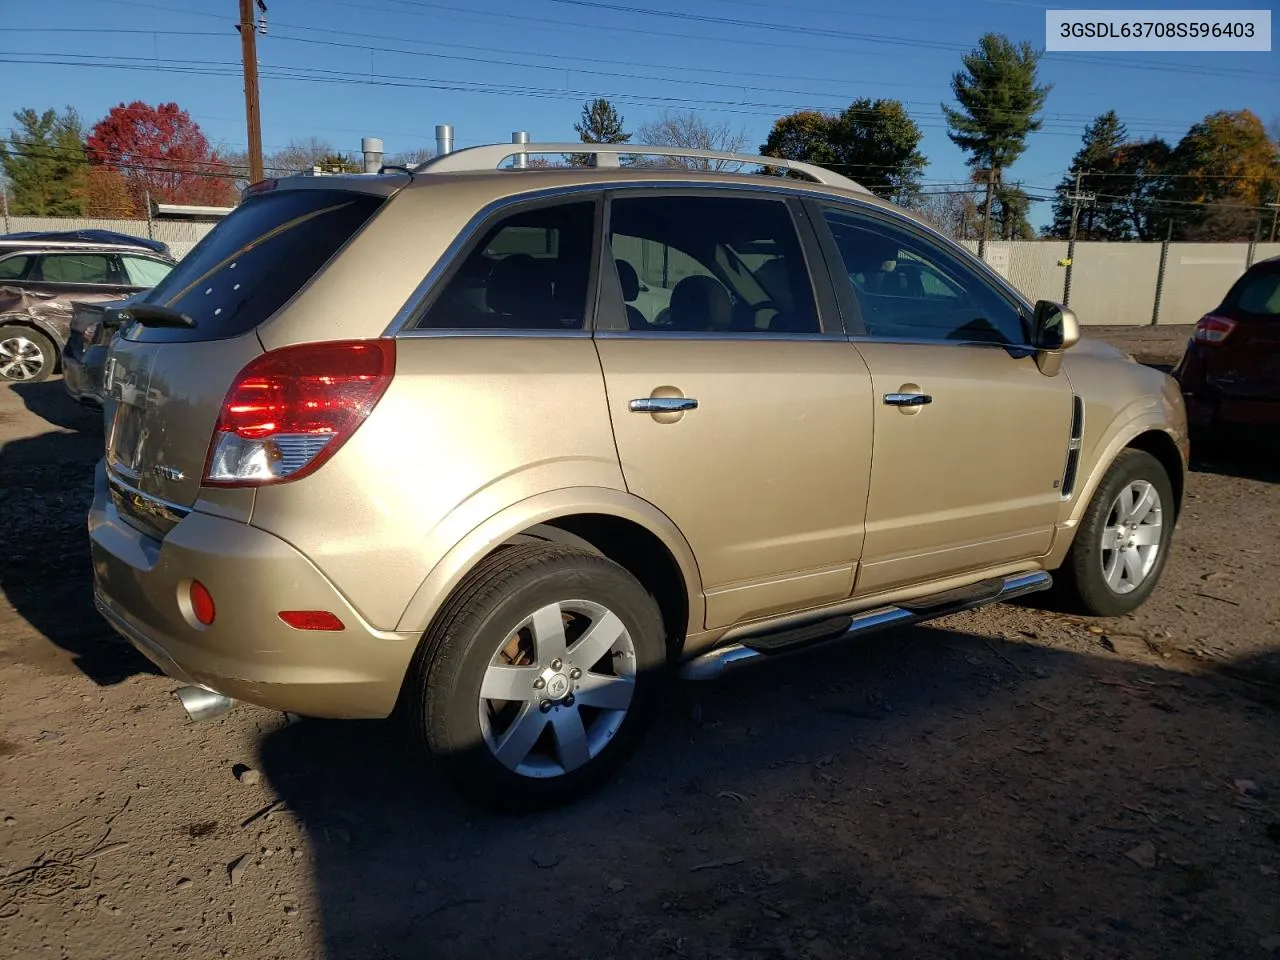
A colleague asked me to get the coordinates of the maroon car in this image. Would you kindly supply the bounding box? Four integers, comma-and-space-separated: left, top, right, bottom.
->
0, 238, 174, 383
1173, 255, 1280, 448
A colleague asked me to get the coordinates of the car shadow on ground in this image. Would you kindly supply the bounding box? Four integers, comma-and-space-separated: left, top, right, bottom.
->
1190, 445, 1280, 485
0, 382, 155, 685
255, 625, 1280, 960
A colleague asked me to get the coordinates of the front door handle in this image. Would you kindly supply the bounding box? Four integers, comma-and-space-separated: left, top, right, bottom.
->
883, 392, 932, 407
630, 397, 698, 413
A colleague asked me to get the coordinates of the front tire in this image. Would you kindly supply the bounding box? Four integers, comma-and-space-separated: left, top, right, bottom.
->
0, 325, 56, 383
408, 543, 667, 811
1060, 449, 1175, 617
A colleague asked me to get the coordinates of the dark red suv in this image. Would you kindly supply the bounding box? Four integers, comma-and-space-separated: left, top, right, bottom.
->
1173, 256, 1280, 447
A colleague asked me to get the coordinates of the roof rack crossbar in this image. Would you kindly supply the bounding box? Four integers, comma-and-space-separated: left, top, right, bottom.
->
413, 142, 870, 195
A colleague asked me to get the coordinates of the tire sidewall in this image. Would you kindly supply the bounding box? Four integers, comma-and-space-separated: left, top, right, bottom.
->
0, 325, 56, 383
1070, 449, 1175, 616
423, 551, 666, 809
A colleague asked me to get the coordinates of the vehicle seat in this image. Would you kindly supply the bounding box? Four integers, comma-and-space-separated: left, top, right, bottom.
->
486, 254, 556, 328
668, 275, 732, 331
614, 258, 648, 330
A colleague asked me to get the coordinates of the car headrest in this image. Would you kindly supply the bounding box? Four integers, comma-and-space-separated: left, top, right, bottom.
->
669, 275, 732, 331
486, 254, 553, 324
615, 258, 640, 301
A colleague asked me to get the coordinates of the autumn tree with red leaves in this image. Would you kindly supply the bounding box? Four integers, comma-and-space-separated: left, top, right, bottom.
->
85, 101, 235, 209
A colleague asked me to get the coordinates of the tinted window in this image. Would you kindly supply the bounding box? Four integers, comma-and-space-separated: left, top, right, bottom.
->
0, 255, 30, 280
121, 255, 173, 288
417, 201, 594, 331
1226, 264, 1280, 316
821, 207, 1027, 344
38, 253, 113, 284
133, 188, 384, 342
608, 195, 818, 334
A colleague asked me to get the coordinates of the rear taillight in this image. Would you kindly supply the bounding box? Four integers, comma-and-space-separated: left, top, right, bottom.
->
204, 339, 395, 487
1192, 314, 1237, 344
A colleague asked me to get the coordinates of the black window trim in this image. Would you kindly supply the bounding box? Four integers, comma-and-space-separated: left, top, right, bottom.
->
803, 196, 1038, 350
594, 186, 844, 340
395, 189, 604, 338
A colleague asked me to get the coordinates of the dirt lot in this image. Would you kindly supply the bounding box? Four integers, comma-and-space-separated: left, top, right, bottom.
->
2, 326, 1279, 960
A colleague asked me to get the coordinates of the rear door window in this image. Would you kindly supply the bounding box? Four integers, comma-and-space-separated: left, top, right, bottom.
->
36, 253, 114, 284
128, 187, 384, 343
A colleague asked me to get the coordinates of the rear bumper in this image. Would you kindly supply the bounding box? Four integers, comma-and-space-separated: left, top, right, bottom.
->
1183, 392, 1280, 430
88, 461, 421, 718
62, 348, 104, 407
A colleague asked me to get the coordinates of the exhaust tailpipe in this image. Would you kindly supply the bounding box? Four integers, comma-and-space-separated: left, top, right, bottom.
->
176, 685, 234, 722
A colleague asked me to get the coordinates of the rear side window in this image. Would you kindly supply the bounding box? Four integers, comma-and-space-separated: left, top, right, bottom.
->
131, 188, 384, 342
416, 200, 595, 331
0, 255, 31, 280
1226, 265, 1280, 316
121, 255, 173, 288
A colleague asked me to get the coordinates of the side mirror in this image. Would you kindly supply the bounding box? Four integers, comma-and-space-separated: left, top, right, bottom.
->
1030, 300, 1079, 376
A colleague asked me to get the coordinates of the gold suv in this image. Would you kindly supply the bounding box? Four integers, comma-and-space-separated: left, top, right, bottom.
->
90, 143, 1188, 808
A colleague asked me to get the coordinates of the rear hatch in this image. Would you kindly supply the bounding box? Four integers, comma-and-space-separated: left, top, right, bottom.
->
103, 184, 389, 537
1204, 260, 1280, 399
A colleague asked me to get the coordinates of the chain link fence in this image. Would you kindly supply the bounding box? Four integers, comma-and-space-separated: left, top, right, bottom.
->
2, 214, 217, 259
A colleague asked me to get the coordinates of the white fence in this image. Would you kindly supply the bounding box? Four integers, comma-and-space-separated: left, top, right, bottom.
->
6, 213, 1275, 327
2, 215, 217, 260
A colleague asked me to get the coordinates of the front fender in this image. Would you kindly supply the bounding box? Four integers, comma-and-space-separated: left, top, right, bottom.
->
1046, 382, 1186, 568
394, 486, 706, 637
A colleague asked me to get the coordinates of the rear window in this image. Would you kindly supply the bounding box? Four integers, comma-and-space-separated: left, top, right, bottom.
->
1226, 264, 1280, 316
128, 188, 384, 343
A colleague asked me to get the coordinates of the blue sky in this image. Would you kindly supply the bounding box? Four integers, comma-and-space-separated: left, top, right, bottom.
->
1, 0, 1276, 226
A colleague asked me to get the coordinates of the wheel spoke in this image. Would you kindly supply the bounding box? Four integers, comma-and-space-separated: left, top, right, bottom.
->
550, 708, 591, 772
1132, 524, 1162, 546
529, 603, 567, 665
567, 610, 626, 670
480, 664, 539, 702
1122, 547, 1144, 585
492, 703, 547, 769
1129, 484, 1157, 524
1101, 526, 1120, 550
1104, 550, 1125, 590
574, 672, 635, 711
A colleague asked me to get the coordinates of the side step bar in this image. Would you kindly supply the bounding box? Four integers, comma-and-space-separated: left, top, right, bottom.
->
678, 571, 1052, 681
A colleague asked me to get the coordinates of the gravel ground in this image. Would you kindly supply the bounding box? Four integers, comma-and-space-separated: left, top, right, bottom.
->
2, 329, 1278, 960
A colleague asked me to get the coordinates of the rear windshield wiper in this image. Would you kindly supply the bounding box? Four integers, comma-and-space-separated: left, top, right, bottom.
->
123, 303, 197, 328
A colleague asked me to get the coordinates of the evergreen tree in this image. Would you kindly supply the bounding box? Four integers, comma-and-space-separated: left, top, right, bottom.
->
572, 99, 630, 166
1048, 111, 1128, 240
1, 107, 87, 216
942, 33, 1050, 243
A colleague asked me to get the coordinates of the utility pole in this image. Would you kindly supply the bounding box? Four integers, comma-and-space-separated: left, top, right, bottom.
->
1268, 198, 1279, 244
1063, 169, 1096, 307
237, 0, 267, 184
978, 166, 996, 261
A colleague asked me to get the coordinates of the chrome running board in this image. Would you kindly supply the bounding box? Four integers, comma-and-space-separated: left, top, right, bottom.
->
678, 571, 1052, 681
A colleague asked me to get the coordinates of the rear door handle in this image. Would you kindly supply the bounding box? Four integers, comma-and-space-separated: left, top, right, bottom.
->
630, 397, 698, 413
883, 392, 932, 407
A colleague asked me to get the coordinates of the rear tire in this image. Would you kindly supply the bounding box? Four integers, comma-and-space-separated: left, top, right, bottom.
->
0, 325, 56, 383
1058, 449, 1175, 617
408, 543, 667, 811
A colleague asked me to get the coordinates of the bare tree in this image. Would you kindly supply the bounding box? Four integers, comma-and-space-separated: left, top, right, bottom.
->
633, 110, 750, 170
265, 137, 342, 176
384, 146, 434, 169
906, 190, 980, 241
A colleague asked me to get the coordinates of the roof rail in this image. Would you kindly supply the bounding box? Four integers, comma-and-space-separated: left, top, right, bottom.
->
414, 142, 871, 195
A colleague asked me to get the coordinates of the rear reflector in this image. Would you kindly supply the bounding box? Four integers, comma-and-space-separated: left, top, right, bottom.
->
204, 339, 395, 487
278, 610, 345, 631
189, 581, 216, 625
1192, 314, 1237, 344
